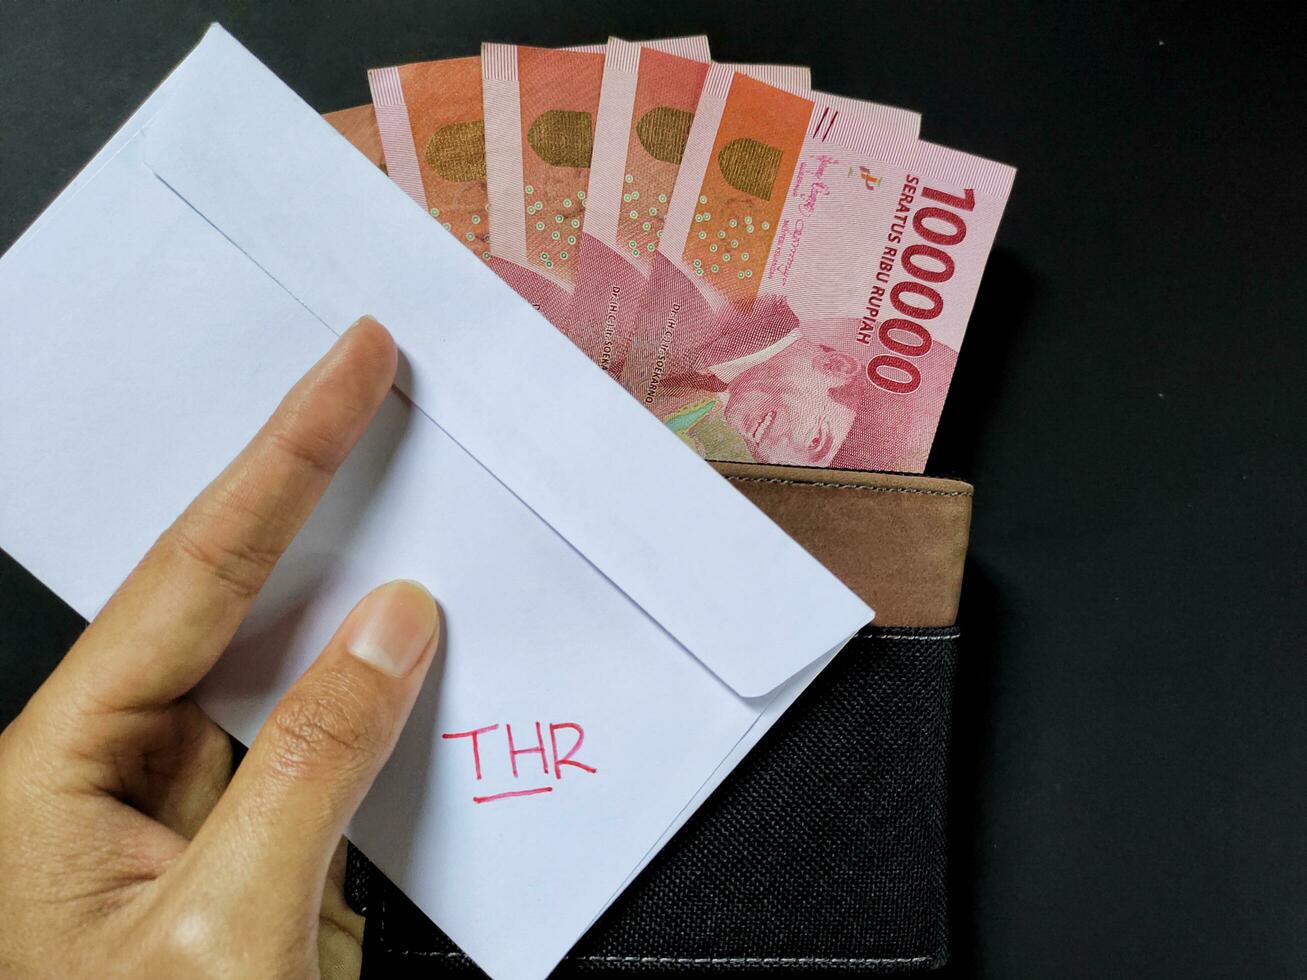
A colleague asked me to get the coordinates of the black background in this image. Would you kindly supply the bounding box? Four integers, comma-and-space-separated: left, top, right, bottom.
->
2, 2, 1304, 977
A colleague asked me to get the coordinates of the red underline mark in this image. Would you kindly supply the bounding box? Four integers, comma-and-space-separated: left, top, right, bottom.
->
472, 786, 554, 804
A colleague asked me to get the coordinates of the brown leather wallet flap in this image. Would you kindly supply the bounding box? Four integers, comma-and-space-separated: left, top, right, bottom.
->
713, 463, 971, 627
324, 105, 972, 627
326, 105, 386, 168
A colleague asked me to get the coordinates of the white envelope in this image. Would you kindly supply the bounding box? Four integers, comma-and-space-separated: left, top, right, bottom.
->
0, 26, 872, 980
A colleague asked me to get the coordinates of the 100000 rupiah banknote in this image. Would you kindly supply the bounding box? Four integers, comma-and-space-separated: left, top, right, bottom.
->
369, 56, 491, 260
481, 38, 710, 336
568, 38, 809, 377
619, 68, 919, 404
368, 44, 612, 292
621, 68, 1012, 472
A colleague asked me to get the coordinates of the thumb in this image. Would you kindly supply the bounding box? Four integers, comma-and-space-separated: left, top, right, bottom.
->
189, 579, 441, 902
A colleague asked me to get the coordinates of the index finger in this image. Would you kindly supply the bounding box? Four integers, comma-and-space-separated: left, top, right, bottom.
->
47, 316, 397, 717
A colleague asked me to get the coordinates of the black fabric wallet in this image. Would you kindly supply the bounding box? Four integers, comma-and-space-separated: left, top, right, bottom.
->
349, 626, 958, 975
343, 463, 972, 976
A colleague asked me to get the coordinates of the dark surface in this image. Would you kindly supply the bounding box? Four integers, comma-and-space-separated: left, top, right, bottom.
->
2, 2, 1304, 977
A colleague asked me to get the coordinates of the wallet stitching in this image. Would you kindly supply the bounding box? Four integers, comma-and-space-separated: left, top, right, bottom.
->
574, 955, 934, 965
859, 631, 961, 641
382, 894, 935, 964
724, 475, 972, 497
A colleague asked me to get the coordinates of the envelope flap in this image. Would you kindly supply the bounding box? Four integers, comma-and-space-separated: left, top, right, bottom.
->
140, 26, 872, 698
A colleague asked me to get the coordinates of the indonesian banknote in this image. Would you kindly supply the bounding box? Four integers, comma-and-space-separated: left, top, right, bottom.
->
369, 56, 489, 260
481, 38, 710, 333
617, 67, 1012, 472
341, 41, 1015, 474
568, 38, 810, 377
368, 42, 610, 281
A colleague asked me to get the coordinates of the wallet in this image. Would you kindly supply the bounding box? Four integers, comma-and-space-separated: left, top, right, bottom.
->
347, 462, 969, 974
324, 106, 972, 974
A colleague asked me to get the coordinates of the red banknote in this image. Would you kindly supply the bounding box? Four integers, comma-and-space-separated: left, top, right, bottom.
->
568, 38, 810, 377
619, 68, 1011, 472
481, 38, 710, 332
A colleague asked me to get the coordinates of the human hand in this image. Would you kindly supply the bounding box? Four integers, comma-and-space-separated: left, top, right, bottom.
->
0, 318, 441, 978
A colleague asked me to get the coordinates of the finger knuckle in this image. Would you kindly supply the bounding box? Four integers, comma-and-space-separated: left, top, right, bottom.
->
160, 907, 231, 971
265, 681, 383, 781
266, 423, 343, 483
171, 516, 279, 600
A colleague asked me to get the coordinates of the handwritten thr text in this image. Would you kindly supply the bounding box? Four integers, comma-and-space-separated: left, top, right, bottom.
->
442, 722, 596, 804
